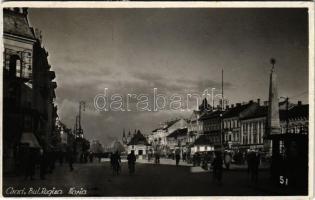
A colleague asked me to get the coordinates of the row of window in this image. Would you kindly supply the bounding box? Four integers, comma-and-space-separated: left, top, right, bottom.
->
223, 119, 240, 129
225, 132, 240, 142
242, 132, 263, 145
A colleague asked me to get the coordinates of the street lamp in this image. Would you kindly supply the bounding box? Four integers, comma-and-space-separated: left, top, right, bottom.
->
220, 113, 224, 152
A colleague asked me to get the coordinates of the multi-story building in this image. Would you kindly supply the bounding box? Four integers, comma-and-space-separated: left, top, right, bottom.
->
239, 106, 267, 152
222, 101, 259, 150
33, 32, 58, 149
149, 118, 187, 146
166, 128, 188, 152
187, 110, 202, 144
199, 110, 224, 150
148, 118, 187, 155
3, 8, 38, 173
3, 8, 59, 173
239, 101, 308, 152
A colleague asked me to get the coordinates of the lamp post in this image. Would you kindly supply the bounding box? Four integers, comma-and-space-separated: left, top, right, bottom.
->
220, 113, 224, 152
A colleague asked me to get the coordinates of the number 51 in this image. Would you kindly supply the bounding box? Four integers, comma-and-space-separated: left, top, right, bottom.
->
280, 176, 289, 185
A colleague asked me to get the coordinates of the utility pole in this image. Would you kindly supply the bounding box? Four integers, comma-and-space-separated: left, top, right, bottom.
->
285, 97, 289, 134
222, 69, 224, 110
221, 69, 224, 152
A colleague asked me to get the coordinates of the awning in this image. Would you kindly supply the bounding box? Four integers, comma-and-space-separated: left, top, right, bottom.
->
20, 132, 41, 148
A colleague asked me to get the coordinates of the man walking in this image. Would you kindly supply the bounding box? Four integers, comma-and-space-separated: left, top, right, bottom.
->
67, 146, 74, 172
224, 151, 232, 170
212, 151, 223, 185
127, 150, 137, 174
175, 153, 180, 167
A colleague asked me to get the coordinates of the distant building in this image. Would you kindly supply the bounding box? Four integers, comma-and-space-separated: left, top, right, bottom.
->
148, 118, 187, 155
190, 135, 214, 154
166, 128, 188, 154
187, 110, 202, 144
127, 130, 150, 159
90, 140, 104, 154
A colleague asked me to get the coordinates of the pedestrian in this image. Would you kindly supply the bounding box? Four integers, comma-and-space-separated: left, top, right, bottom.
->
112, 151, 121, 175
247, 150, 253, 175
196, 153, 201, 166
67, 146, 74, 172
212, 151, 223, 185
251, 151, 260, 183
58, 150, 63, 166
224, 151, 232, 170
89, 152, 94, 163
127, 150, 137, 174
22, 145, 36, 180
154, 152, 160, 164
175, 153, 180, 167
39, 149, 48, 180
110, 153, 114, 169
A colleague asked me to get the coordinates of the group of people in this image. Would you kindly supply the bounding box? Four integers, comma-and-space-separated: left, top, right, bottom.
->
110, 151, 137, 175
19, 145, 76, 181
211, 150, 261, 185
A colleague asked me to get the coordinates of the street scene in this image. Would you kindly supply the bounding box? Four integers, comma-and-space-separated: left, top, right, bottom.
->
2, 7, 310, 197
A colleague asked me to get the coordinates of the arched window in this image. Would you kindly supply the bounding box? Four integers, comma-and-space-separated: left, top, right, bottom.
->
9, 55, 22, 78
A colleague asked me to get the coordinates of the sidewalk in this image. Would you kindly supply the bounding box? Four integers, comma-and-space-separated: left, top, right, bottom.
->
136, 158, 191, 166
136, 158, 269, 171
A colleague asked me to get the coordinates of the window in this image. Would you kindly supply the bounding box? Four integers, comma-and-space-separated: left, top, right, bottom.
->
249, 133, 251, 144
16, 59, 21, 77
9, 55, 21, 77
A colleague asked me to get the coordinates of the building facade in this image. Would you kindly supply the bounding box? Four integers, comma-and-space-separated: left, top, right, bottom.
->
239, 102, 308, 152
3, 8, 59, 173
148, 118, 187, 154
199, 110, 224, 150
223, 101, 259, 150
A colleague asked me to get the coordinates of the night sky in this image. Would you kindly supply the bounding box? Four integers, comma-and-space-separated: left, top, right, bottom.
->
28, 8, 308, 145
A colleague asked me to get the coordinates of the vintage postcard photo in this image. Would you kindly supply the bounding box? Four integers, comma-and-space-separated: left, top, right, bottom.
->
1, 2, 314, 198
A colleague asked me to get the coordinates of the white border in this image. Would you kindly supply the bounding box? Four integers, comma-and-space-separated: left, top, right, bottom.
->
0, 2, 314, 200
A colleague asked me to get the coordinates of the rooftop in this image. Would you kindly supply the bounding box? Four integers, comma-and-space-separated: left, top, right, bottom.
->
223, 102, 257, 118
193, 135, 213, 146
167, 128, 188, 138
3, 9, 35, 40
128, 130, 149, 146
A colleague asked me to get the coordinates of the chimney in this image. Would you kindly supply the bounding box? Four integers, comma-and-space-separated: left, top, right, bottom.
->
298, 101, 302, 106
22, 8, 28, 15
263, 101, 268, 106
249, 100, 253, 104
231, 104, 234, 108
257, 98, 261, 106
